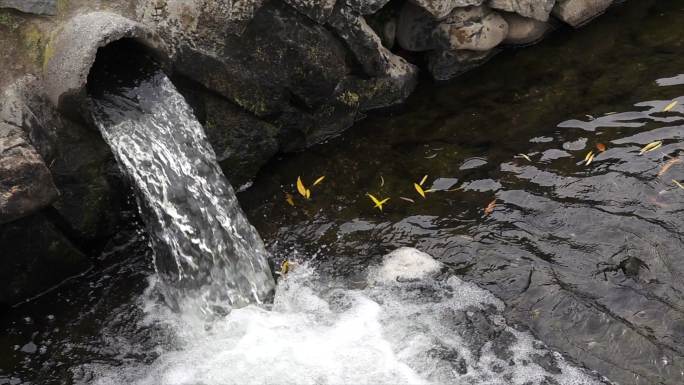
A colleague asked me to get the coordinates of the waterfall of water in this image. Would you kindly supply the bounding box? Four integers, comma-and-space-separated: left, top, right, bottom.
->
88, 59, 275, 313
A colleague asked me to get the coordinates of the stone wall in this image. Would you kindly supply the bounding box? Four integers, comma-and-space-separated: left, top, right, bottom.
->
0, 0, 623, 306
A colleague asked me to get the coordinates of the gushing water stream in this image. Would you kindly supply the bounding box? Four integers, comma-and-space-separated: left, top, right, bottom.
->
89, 66, 275, 313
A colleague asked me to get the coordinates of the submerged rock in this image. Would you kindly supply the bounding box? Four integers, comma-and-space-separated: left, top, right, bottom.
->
552, 0, 613, 27
502, 12, 550, 45
428, 48, 499, 80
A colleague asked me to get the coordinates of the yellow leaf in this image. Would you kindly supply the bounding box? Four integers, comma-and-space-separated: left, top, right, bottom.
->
305, 189, 311, 199
639, 141, 663, 155
673, 180, 684, 190
657, 157, 682, 177
367, 193, 389, 211
414, 183, 426, 198
313, 176, 326, 186
278, 259, 294, 276
419, 174, 428, 186
584, 151, 595, 166
517, 153, 531, 162
296, 176, 307, 197
663, 100, 678, 112
285, 193, 295, 206
380, 175, 385, 187
399, 196, 415, 203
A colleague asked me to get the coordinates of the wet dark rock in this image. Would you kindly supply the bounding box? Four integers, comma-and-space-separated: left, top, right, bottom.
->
0, 213, 88, 306
366, 2, 400, 49
488, 0, 555, 21
0, 0, 56, 16
345, 0, 392, 15
397, 1, 441, 51
0, 122, 58, 224
531, 352, 562, 374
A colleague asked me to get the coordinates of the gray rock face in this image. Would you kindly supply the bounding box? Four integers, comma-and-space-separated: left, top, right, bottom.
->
488, 0, 555, 21
397, 1, 441, 51
283, 0, 337, 22
345, 0, 392, 15
434, 6, 508, 51
552, 0, 612, 27
0, 0, 56, 15
502, 12, 550, 45
409, 0, 485, 19
0, 122, 57, 224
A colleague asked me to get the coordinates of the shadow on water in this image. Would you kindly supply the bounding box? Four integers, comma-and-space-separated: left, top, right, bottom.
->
1, 0, 684, 384
240, 1, 684, 383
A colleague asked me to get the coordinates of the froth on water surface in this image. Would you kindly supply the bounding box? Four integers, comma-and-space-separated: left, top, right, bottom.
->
88, 248, 606, 385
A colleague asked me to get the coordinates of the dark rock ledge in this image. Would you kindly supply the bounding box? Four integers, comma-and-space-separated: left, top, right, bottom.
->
0, 0, 621, 306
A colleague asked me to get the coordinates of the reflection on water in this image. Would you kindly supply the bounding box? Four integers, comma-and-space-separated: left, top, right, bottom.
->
1, 0, 684, 384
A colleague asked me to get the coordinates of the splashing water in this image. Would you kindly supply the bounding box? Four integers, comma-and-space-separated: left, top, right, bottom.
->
89, 62, 275, 312
88, 248, 606, 385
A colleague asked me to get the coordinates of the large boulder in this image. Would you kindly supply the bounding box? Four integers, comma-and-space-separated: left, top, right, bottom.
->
433, 6, 508, 51
0, 0, 56, 16
501, 12, 550, 45
488, 0, 555, 21
0, 122, 57, 224
409, 0, 485, 19
552, 0, 613, 27
283, 0, 337, 22
345, 0, 392, 15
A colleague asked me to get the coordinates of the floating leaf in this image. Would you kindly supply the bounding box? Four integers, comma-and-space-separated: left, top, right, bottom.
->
278, 259, 292, 276
399, 196, 415, 203
596, 143, 606, 152
285, 193, 295, 206
517, 153, 532, 162
414, 183, 426, 198
367, 193, 389, 211
584, 151, 595, 166
305, 189, 311, 199
674, 180, 684, 190
663, 100, 678, 112
657, 157, 682, 177
419, 175, 428, 186
484, 199, 496, 215
296, 176, 307, 198
380, 176, 385, 187
313, 176, 326, 186
639, 141, 663, 155
424, 154, 437, 159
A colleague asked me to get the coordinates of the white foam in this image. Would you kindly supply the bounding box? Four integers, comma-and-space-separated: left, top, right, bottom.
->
89, 248, 604, 385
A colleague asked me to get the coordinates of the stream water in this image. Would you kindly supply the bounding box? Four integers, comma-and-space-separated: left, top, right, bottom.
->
1, 0, 684, 384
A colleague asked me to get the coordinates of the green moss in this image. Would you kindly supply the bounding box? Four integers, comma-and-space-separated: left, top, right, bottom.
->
57, 0, 69, 14
0, 10, 19, 30
22, 25, 45, 65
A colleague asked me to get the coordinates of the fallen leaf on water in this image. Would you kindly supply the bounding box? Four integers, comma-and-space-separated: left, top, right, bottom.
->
367, 193, 390, 211
584, 151, 595, 166
484, 199, 496, 215
399, 196, 415, 203
419, 175, 428, 186
639, 141, 663, 155
424, 154, 437, 159
517, 153, 532, 162
380, 175, 385, 187
278, 259, 294, 276
313, 176, 326, 186
414, 183, 426, 198
296, 176, 307, 198
673, 180, 684, 190
663, 100, 678, 112
285, 193, 295, 206
596, 143, 606, 152
657, 158, 682, 177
